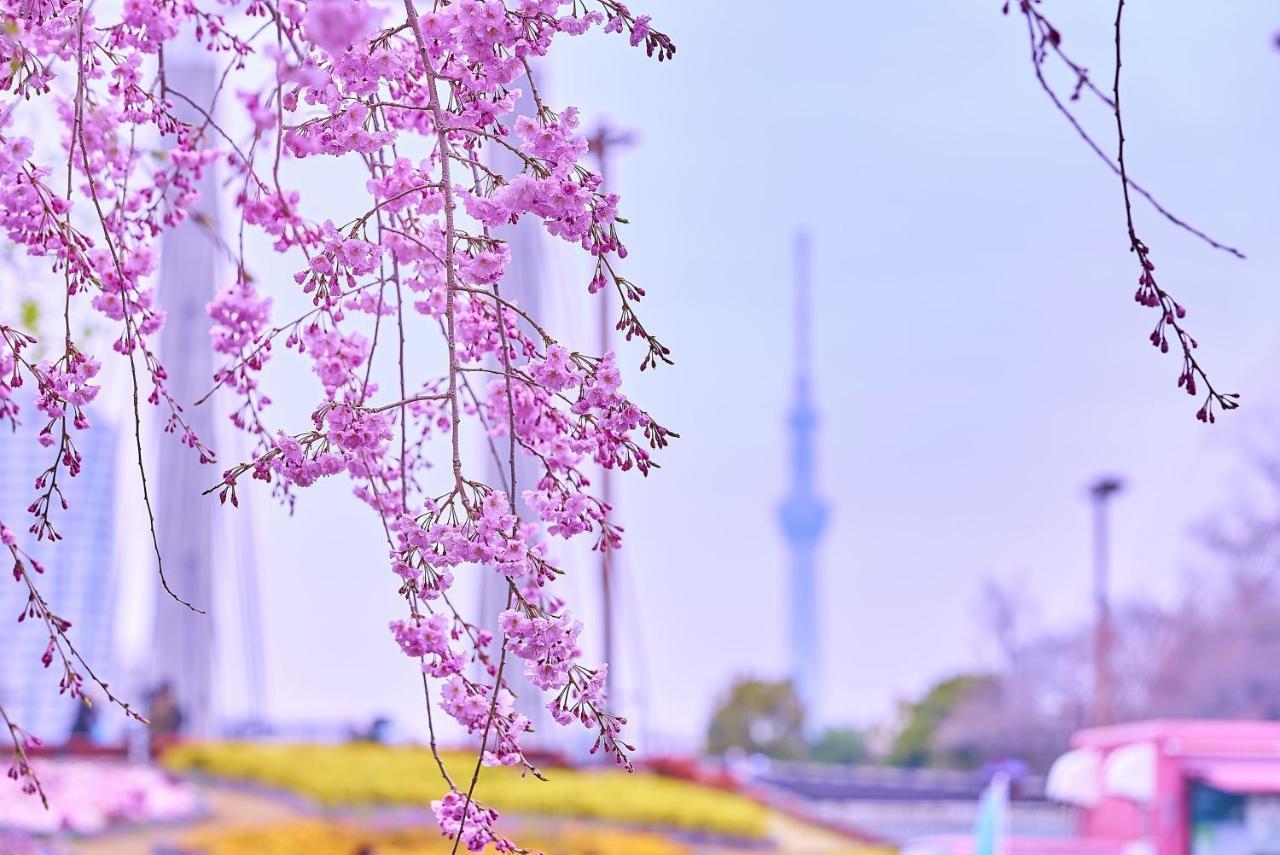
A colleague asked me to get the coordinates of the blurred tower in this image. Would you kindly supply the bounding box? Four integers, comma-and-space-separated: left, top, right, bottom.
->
150, 58, 221, 737
0, 407, 121, 742
777, 233, 829, 724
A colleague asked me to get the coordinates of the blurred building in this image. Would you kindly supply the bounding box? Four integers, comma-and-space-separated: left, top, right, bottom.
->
0, 404, 121, 743
150, 57, 234, 738
145, 56, 266, 739
476, 79, 556, 745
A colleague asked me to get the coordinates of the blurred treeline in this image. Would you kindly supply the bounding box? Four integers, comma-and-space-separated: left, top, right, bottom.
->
708, 428, 1280, 771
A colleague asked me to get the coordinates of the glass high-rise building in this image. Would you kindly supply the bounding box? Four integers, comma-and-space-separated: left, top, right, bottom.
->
0, 400, 120, 744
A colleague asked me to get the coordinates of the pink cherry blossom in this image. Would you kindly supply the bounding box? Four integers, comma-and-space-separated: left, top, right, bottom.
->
0, 0, 678, 847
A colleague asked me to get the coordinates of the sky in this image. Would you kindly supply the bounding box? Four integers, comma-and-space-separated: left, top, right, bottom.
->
89, 1, 1280, 750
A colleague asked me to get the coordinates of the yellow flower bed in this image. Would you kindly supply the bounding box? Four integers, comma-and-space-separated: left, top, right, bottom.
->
183, 819, 689, 855
163, 742, 769, 840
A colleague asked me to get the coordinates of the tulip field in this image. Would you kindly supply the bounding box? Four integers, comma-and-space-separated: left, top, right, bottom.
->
0, 742, 883, 854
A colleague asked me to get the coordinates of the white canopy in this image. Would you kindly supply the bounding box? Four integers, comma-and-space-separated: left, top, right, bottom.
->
1104, 741, 1158, 804
1046, 747, 1103, 807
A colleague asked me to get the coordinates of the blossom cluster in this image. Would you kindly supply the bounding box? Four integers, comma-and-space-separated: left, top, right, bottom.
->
499, 608, 582, 691
389, 614, 463, 677
0, 0, 676, 849
32, 352, 100, 431
432, 791, 505, 853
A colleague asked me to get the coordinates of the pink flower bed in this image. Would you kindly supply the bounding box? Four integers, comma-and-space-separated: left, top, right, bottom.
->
0, 759, 200, 835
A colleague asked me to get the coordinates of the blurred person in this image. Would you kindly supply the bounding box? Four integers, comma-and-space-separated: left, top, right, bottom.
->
146, 681, 185, 754
68, 697, 99, 745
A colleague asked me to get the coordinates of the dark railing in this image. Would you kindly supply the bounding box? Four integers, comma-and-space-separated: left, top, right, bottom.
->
754, 761, 1049, 803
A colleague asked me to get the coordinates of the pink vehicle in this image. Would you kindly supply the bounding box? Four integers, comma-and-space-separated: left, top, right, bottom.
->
906, 720, 1280, 855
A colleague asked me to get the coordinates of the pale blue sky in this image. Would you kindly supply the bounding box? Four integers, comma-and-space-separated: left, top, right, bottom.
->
540, 0, 1278, 741
104, 1, 1280, 748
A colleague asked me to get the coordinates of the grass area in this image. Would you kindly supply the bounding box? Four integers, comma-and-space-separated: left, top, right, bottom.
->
182, 819, 690, 855
163, 742, 770, 841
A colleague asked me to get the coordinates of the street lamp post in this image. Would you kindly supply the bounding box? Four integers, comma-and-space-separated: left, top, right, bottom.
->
587, 123, 636, 683
1089, 475, 1124, 726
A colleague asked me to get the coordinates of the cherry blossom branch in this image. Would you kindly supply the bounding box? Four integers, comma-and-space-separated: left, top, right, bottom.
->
4, 1, 677, 848
1110, 0, 1239, 423
1008, 0, 1241, 420
1009, 0, 1244, 259
73, 22, 205, 613
1, 702, 45, 808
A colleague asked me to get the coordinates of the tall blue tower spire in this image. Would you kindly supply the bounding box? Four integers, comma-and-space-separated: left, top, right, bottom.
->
778, 232, 828, 725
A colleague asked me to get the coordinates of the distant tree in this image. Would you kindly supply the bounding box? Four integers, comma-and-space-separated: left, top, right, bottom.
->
810, 726, 868, 766
706, 678, 808, 761
886, 674, 995, 768
962, 431, 1280, 770
1139, 439, 1280, 719
961, 578, 1089, 769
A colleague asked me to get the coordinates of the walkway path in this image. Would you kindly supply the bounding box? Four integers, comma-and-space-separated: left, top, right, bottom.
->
60, 782, 882, 855
64, 784, 307, 855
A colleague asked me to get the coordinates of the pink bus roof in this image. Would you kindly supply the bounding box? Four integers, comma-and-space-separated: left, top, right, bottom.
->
1181, 759, 1280, 794
1071, 719, 1280, 758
